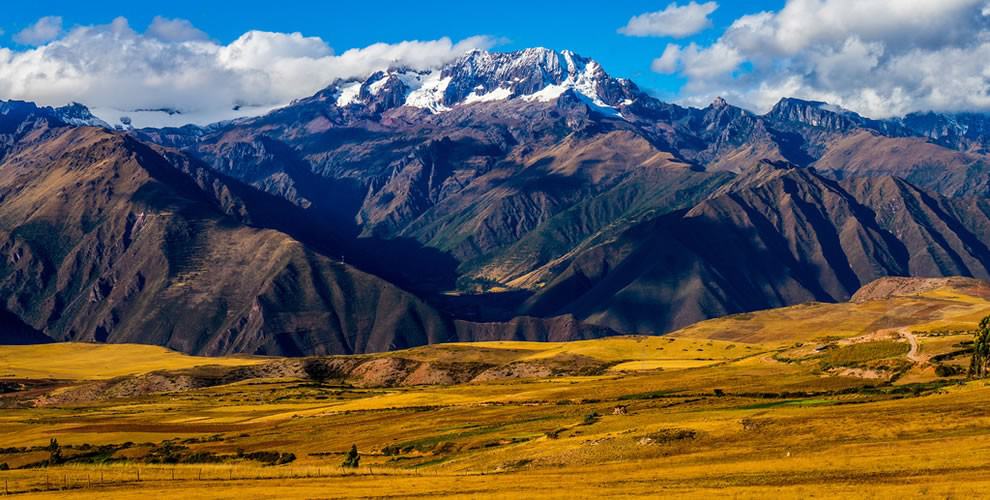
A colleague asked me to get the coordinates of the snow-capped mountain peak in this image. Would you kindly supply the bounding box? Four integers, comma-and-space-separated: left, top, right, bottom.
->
53, 102, 111, 128
326, 48, 639, 116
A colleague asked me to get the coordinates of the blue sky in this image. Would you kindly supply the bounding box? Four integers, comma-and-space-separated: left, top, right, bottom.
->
0, 0, 782, 100
3, 1, 988, 125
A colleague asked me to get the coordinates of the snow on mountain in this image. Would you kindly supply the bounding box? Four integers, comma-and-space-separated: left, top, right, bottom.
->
335, 82, 362, 107
328, 48, 639, 116
464, 86, 513, 104
90, 104, 279, 129
53, 103, 111, 128
403, 73, 453, 113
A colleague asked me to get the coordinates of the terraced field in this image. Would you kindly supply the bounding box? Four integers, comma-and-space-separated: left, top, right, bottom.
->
1, 278, 988, 498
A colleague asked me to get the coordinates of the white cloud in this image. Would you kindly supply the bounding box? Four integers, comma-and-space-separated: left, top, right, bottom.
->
679, 42, 743, 80
619, 2, 718, 38
651, 44, 682, 73
0, 17, 496, 126
146, 16, 208, 42
14, 16, 62, 45
658, 0, 990, 117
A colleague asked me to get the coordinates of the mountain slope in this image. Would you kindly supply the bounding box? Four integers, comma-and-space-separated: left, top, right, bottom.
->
0, 103, 621, 354
0, 125, 465, 355
523, 165, 990, 334
130, 50, 990, 301
10, 47, 988, 353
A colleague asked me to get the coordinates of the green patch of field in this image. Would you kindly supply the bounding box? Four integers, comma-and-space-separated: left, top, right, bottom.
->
818, 341, 910, 368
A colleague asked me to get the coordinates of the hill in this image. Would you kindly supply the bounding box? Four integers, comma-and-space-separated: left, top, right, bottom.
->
0, 123, 458, 355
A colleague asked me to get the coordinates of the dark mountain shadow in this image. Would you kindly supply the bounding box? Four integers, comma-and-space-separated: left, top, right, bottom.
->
347, 235, 460, 292
769, 128, 816, 167
153, 143, 462, 293
0, 309, 52, 345
254, 136, 367, 237
428, 289, 534, 322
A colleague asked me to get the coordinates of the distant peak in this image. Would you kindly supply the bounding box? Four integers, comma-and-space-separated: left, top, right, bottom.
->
327, 47, 638, 117
766, 97, 867, 132
711, 96, 728, 109
770, 97, 826, 111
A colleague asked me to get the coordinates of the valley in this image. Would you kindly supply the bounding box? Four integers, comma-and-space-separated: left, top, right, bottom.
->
0, 277, 988, 498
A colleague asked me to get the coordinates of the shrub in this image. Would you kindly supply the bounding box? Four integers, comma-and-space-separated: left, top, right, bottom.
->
935, 364, 963, 377
582, 412, 600, 425
341, 444, 360, 468
639, 428, 698, 445
0, 462, 9, 471
303, 360, 335, 384
47, 438, 62, 465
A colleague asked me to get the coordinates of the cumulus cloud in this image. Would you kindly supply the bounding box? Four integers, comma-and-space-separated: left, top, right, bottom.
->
0, 16, 496, 126
619, 2, 718, 38
146, 16, 208, 42
13, 16, 62, 45
657, 0, 990, 117
651, 44, 682, 73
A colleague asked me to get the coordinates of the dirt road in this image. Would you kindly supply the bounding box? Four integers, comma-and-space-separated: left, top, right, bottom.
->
900, 328, 923, 363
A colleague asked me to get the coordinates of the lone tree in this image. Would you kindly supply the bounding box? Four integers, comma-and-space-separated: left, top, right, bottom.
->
303, 360, 333, 385
47, 438, 62, 465
971, 316, 990, 378
341, 444, 360, 468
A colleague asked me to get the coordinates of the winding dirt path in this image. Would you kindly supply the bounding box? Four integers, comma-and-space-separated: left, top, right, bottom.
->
899, 328, 923, 364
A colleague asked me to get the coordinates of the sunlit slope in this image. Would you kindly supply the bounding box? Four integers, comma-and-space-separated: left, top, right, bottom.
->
388, 336, 765, 373
0, 343, 262, 380
669, 278, 990, 346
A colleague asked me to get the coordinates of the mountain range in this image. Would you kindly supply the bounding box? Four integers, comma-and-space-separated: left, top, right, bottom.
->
2, 47, 990, 355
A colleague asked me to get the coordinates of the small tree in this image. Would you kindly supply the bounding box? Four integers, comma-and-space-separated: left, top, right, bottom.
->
303, 360, 334, 385
341, 444, 360, 468
970, 316, 990, 378
47, 438, 62, 465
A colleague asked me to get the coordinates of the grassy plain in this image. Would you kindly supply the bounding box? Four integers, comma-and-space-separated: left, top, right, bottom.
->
1, 281, 989, 498
0, 343, 262, 380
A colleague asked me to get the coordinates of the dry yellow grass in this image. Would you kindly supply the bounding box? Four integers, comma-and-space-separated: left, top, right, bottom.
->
4, 379, 990, 498
416, 336, 762, 372
515, 336, 753, 361
670, 283, 990, 346
0, 343, 262, 380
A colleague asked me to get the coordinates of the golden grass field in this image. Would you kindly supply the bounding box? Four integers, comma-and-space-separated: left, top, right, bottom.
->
1, 280, 990, 498
0, 343, 262, 380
